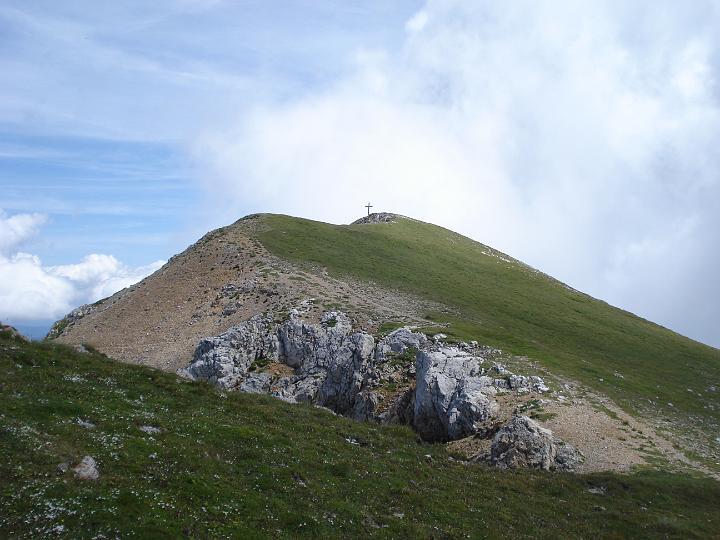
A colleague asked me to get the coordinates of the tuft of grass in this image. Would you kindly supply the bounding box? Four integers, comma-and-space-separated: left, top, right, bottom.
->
2, 334, 720, 538
248, 356, 272, 372
256, 215, 720, 427
324, 317, 337, 328
386, 347, 418, 368
377, 321, 405, 336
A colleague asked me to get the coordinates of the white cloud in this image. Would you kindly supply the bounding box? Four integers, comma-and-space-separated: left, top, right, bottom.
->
0, 209, 47, 254
405, 10, 428, 33
194, 0, 720, 347
49, 254, 165, 303
0, 211, 164, 321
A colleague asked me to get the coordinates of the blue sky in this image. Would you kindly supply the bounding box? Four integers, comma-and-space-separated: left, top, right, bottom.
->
0, 133, 199, 265
0, 1, 420, 263
1, 1, 720, 348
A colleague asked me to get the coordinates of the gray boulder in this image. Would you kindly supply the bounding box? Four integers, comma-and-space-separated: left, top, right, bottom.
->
374, 327, 427, 361
73, 456, 100, 480
491, 416, 583, 471
277, 311, 376, 413
413, 347, 498, 441
181, 315, 279, 389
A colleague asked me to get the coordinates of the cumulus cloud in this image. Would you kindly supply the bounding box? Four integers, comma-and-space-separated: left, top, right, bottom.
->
0, 209, 47, 254
0, 211, 164, 321
194, 0, 720, 347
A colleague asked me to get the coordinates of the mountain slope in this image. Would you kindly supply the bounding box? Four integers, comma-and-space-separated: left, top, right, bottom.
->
3, 330, 720, 538
256, 214, 719, 426
50, 213, 719, 465
50, 216, 439, 371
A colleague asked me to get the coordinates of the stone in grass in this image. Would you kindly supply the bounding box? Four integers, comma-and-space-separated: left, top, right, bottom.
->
491, 415, 583, 471
76, 418, 96, 429
73, 456, 100, 480
139, 425, 162, 434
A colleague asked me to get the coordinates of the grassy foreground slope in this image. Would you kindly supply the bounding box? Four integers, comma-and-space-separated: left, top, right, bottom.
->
257, 215, 720, 423
2, 331, 720, 539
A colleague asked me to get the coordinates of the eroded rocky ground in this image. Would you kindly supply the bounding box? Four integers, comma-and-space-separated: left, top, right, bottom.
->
50, 217, 444, 372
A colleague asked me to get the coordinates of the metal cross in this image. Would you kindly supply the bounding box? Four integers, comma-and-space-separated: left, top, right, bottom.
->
365, 202, 373, 216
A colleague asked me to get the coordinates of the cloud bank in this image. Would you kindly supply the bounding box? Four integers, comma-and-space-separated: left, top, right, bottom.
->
0, 210, 164, 321
195, 0, 720, 347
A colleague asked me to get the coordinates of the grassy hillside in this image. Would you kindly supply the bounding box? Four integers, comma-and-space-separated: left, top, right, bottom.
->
256, 215, 720, 427
2, 330, 720, 538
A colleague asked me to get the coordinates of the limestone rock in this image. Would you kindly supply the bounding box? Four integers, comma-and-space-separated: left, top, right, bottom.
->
183, 310, 377, 414
413, 346, 498, 441
46, 304, 98, 339
374, 327, 427, 361
490, 416, 583, 471
183, 310, 558, 452
351, 212, 400, 225
181, 314, 279, 389
239, 372, 272, 394
73, 455, 100, 480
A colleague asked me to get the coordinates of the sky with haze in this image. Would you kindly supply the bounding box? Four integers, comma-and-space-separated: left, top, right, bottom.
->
1, 0, 719, 347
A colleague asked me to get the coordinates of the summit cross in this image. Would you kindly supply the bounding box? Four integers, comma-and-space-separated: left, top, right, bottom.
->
365, 203, 373, 216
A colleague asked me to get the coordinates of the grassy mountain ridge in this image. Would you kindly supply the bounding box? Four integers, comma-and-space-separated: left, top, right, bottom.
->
255, 214, 719, 428
2, 329, 720, 538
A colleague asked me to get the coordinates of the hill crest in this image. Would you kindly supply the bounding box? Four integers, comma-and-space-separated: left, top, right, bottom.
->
49, 212, 720, 475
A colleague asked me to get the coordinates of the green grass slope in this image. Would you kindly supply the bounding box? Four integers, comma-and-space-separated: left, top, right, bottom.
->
256, 215, 720, 427
2, 331, 720, 538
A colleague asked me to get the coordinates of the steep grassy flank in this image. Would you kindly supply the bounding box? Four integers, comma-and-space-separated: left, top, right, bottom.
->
256, 215, 720, 424
2, 332, 720, 538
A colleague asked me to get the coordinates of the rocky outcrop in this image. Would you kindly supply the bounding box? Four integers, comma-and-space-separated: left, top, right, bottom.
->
351, 212, 401, 225
375, 327, 427, 361
490, 416, 583, 471
414, 347, 499, 441
182, 311, 383, 415
46, 303, 100, 339
187, 315, 280, 389
182, 311, 554, 452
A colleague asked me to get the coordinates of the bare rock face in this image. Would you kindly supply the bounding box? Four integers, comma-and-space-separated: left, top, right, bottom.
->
46, 304, 99, 340
182, 311, 379, 415
278, 312, 376, 414
491, 416, 583, 471
183, 315, 279, 389
413, 347, 499, 442
182, 314, 556, 452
